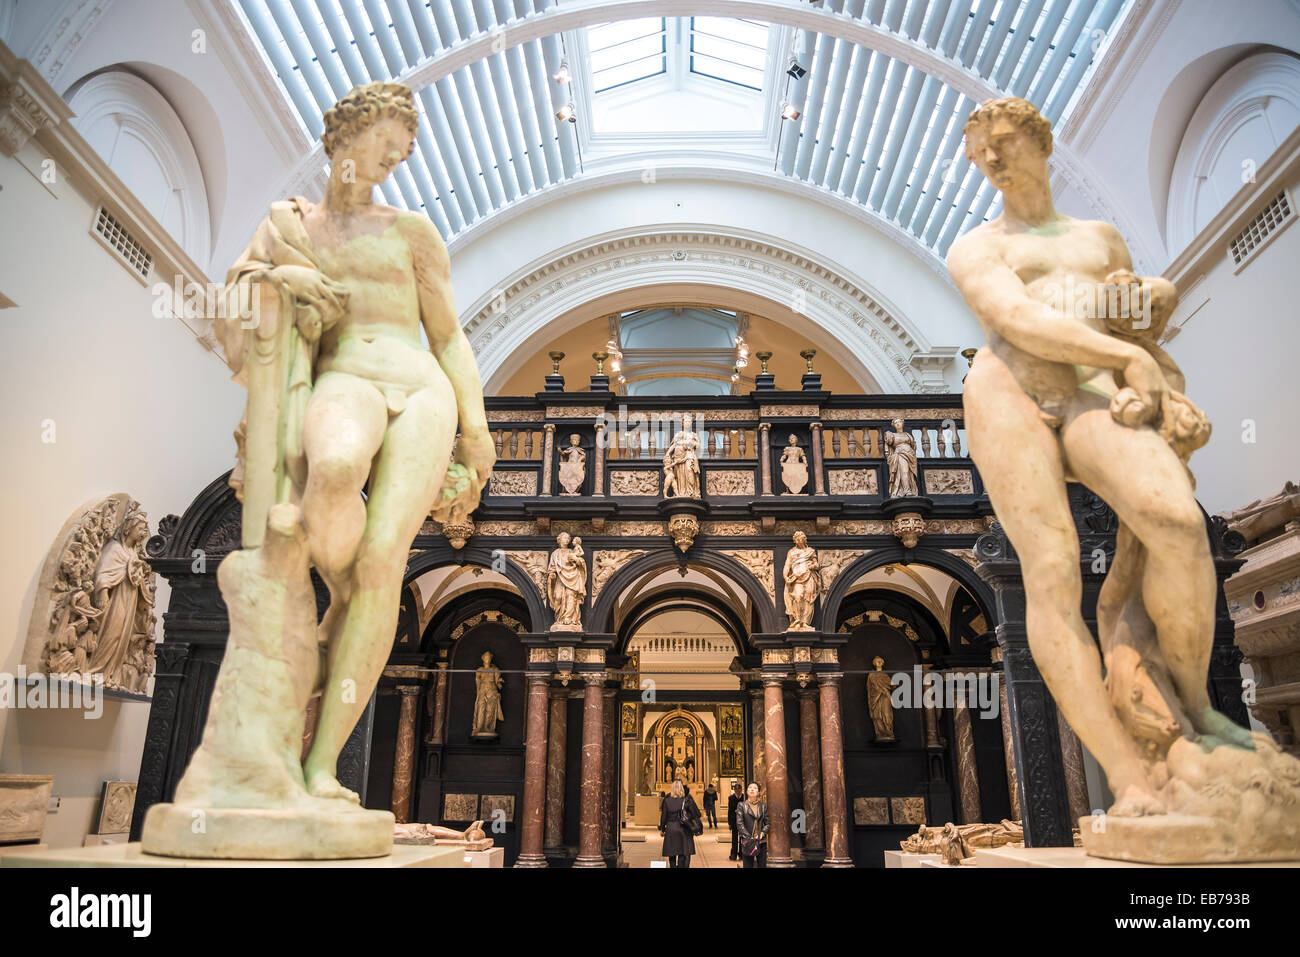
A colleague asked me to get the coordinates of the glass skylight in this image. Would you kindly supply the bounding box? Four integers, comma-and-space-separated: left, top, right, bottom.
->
588, 18, 667, 92
689, 17, 769, 90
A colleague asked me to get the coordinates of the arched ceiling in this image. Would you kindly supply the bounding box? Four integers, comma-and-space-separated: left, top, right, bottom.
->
235, 0, 1131, 262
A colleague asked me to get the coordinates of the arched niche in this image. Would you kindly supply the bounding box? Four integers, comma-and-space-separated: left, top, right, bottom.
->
66, 68, 212, 266
1166, 51, 1300, 254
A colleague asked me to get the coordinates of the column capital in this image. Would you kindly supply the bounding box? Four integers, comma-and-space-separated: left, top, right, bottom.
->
396, 684, 421, 697
544, 422, 556, 433
582, 671, 605, 687
809, 420, 823, 431
759, 421, 771, 432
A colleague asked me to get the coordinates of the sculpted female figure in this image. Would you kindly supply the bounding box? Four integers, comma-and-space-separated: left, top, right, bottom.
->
884, 418, 919, 497
866, 657, 896, 742
662, 415, 701, 498
471, 651, 504, 739
546, 531, 586, 631
782, 532, 822, 631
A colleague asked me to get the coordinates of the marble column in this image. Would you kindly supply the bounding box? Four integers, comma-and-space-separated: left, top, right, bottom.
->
763, 676, 793, 867
748, 686, 766, 789
540, 423, 556, 496
809, 422, 826, 495
574, 673, 607, 867
390, 685, 420, 824
952, 678, 983, 824
601, 687, 617, 854
818, 672, 853, 866
543, 685, 568, 853
1057, 709, 1090, 828
995, 653, 1022, 820
424, 661, 449, 744
759, 422, 773, 495
516, 673, 550, 867
797, 685, 824, 851
592, 422, 606, 496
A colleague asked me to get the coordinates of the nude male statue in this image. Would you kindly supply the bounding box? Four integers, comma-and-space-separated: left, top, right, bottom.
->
947, 97, 1252, 818
226, 82, 495, 803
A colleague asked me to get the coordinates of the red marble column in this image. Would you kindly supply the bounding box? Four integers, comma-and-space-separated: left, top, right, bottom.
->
543, 685, 568, 853
390, 685, 420, 824
601, 687, 617, 854
424, 661, 449, 744
574, 673, 607, 867
515, 673, 550, 867
797, 685, 824, 851
763, 676, 793, 867
749, 686, 766, 789
953, 681, 983, 825
818, 672, 853, 866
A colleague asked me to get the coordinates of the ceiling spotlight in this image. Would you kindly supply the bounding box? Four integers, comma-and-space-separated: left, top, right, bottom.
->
786, 58, 807, 80
555, 102, 576, 123
781, 103, 802, 121
553, 60, 572, 85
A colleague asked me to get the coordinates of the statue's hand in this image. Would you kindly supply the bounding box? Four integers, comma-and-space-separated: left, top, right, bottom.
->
1112, 348, 1168, 427
271, 265, 349, 339
431, 463, 481, 526
454, 430, 496, 488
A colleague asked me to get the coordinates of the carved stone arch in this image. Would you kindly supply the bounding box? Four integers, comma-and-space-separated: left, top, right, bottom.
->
818, 544, 997, 638
145, 470, 240, 565
466, 228, 944, 395
403, 544, 546, 634
590, 547, 781, 636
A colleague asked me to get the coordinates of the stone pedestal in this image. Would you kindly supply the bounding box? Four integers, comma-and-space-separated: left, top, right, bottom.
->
0, 774, 53, 844
543, 686, 567, 853
1, 843, 466, 868
515, 674, 550, 867
797, 685, 824, 851
818, 673, 853, 867
574, 674, 606, 867
762, 676, 793, 867
974, 845, 1300, 868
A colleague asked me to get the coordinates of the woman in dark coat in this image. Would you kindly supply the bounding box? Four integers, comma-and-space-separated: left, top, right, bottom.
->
659, 779, 702, 868
734, 782, 770, 868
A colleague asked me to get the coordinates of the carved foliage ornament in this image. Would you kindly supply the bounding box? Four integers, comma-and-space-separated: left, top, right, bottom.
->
592, 549, 648, 601
706, 470, 755, 497
721, 549, 776, 602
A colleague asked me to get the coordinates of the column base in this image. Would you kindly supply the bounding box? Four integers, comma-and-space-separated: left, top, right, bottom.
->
821, 856, 855, 868
767, 856, 796, 868
572, 855, 607, 868
513, 853, 549, 868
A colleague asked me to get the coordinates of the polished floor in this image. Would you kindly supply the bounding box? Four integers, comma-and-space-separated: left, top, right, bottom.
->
619, 823, 740, 868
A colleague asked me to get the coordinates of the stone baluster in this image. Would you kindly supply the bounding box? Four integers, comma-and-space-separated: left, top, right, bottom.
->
809, 421, 826, 495
739, 429, 748, 458
759, 422, 772, 496
524, 430, 534, 459
831, 429, 841, 458
543, 685, 568, 854
724, 430, 733, 457
540, 424, 556, 496
574, 673, 607, 867
763, 675, 793, 867
516, 673, 551, 867
390, 684, 420, 824
928, 428, 939, 458
818, 671, 853, 866
797, 684, 824, 851
493, 430, 505, 458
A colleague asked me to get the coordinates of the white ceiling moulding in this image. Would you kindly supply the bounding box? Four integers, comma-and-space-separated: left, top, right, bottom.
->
464, 226, 958, 395
265, 0, 1134, 268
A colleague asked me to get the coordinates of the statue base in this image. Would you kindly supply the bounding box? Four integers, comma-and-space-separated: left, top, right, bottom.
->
140, 802, 395, 860
1080, 814, 1300, 865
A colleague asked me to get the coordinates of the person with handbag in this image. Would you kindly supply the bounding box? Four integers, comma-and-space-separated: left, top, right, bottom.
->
735, 782, 770, 868
659, 779, 703, 868
727, 782, 744, 860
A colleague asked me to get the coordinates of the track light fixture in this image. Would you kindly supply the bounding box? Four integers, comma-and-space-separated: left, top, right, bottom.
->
781, 103, 802, 121
553, 60, 572, 85
786, 58, 807, 80
555, 102, 576, 123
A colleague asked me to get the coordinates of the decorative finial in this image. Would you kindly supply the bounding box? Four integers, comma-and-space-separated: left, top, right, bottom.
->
799, 349, 816, 373
961, 347, 977, 368
593, 351, 608, 374
549, 351, 565, 373
756, 350, 773, 374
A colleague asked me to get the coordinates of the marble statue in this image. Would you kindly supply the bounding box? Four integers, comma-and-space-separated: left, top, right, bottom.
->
779, 434, 808, 494
470, 652, 503, 740
884, 418, 919, 497
866, 656, 896, 743
662, 415, 701, 498
641, 751, 653, 793
557, 433, 586, 495
142, 82, 494, 859
948, 96, 1300, 863
901, 820, 1024, 865
782, 531, 822, 631
25, 495, 156, 694
546, 531, 586, 631
393, 820, 491, 850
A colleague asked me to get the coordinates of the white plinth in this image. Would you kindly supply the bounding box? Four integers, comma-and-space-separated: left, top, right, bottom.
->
633, 795, 660, 826
464, 847, 504, 868
0, 842, 467, 868
974, 846, 1300, 868
883, 850, 945, 868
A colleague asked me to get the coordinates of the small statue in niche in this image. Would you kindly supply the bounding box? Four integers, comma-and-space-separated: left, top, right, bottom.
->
641, 751, 654, 793
557, 433, 586, 495
546, 532, 587, 631
779, 434, 809, 495
662, 414, 702, 498
885, 418, 919, 497
782, 531, 823, 631
866, 656, 897, 743
470, 651, 504, 740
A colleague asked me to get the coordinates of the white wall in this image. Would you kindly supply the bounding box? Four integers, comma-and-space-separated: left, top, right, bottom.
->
0, 145, 243, 847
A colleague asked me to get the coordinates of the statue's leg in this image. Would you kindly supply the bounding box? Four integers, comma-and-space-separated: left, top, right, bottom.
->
300, 372, 387, 652
304, 382, 453, 801
964, 358, 1162, 813
1060, 406, 1255, 749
